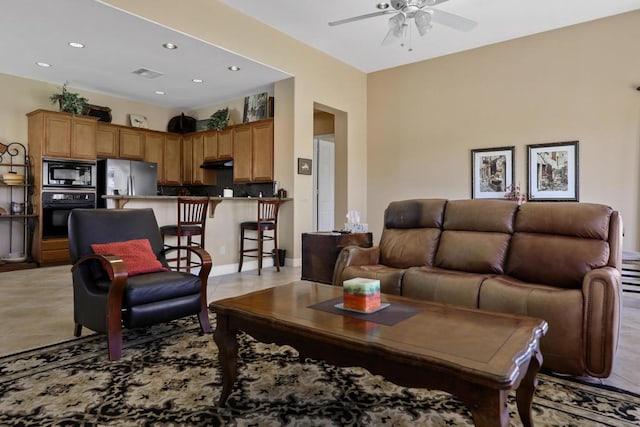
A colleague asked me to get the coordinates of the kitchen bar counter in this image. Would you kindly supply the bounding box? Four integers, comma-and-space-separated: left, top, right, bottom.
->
101, 195, 293, 274
103, 195, 292, 217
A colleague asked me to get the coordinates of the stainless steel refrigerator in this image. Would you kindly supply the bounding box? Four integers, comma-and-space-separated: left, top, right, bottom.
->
97, 159, 158, 208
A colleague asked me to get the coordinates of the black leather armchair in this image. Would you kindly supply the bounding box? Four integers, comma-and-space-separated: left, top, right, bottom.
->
68, 208, 212, 361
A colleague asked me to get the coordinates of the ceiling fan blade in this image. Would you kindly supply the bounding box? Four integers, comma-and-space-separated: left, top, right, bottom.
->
328, 10, 393, 27
421, 0, 450, 6
430, 8, 477, 32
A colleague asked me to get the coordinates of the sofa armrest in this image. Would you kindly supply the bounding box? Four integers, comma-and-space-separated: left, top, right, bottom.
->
332, 245, 381, 286
582, 266, 622, 377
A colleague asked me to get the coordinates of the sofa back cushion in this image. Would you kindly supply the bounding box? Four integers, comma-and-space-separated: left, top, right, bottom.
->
434, 200, 518, 274
379, 199, 446, 268
506, 202, 612, 288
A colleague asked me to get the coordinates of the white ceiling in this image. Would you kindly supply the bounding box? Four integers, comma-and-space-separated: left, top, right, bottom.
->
1, 0, 639, 111
221, 0, 640, 73
0, 0, 290, 110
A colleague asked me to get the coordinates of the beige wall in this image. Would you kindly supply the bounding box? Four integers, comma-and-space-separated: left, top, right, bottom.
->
105, 0, 369, 261
368, 11, 640, 250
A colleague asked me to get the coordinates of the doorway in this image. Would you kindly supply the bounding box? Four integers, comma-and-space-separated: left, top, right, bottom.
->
314, 136, 335, 231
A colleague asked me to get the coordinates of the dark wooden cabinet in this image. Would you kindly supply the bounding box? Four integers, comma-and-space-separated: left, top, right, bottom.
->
301, 232, 373, 284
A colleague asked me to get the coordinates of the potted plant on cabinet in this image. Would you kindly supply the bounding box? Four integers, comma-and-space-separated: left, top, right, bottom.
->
207, 107, 229, 130
49, 82, 89, 115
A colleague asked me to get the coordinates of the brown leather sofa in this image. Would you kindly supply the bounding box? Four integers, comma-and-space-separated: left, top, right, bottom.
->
332, 199, 623, 378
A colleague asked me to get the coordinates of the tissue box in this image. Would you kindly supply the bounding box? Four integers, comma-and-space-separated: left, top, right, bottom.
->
343, 278, 381, 312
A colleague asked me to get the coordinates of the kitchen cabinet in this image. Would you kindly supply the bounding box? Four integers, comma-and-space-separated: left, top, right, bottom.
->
203, 130, 218, 161
233, 119, 274, 183
96, 123, 119, 158
27, 110, 97, 160
251, 120, 274, 182
218, 127, 233, 159
182, 135, 193, 184
118, 128, 145, 160
144, 132, 164, 183
163, 134, 181, 185
192, 133, 205, 185
232, 124, 251, 183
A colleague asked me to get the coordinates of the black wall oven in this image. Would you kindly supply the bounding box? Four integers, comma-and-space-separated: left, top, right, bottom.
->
41, 191, 96, 238
42, 158, 97, 189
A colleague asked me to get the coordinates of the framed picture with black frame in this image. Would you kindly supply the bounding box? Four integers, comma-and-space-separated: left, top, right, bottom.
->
527, 141, 579, 201
470, 146, 514, 199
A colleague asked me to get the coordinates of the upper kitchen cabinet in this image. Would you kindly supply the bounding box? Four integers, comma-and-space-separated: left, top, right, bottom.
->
96, 123, 119, 158
233, 124, 251, 183
233, 119, 274, 183
163, 134, 181, 185
251, 120, 274, 182
203, 130, 218, 161
217, 127, 233, 159
181, 134, 193, 185
27, 110, 97, 160
118, 128, 145, 160
144, 131, 164, 183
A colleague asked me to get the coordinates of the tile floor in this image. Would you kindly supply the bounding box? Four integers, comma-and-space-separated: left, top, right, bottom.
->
1, 265, 639, 395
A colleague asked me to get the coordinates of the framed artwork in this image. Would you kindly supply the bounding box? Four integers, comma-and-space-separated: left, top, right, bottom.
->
129, 114, 149, 128
298, 158, 312, 175
527, 141, 579, 201
471, 146, 514, 199
243, 92, 268, 123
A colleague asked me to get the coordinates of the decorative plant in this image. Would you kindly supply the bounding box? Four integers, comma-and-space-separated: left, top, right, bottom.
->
49, 82, 89, 115
207, 107, 229, 131
504, 183, 527, 204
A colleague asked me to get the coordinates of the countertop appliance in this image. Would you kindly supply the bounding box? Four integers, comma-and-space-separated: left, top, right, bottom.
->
42, 158, 97, 189
97, 159, 158, 208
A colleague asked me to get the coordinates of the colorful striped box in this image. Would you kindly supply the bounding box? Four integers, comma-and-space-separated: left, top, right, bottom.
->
343, 277, 381, 312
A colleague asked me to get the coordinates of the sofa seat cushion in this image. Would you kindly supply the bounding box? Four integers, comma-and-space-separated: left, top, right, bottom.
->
341, 265, 405, 295
479, 276, 585, 375
402, 267, 487, 308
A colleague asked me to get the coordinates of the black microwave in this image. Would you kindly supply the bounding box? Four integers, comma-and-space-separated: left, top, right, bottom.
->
42, 159, 97, 189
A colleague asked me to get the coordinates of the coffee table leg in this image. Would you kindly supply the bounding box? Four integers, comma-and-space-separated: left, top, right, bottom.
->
469, 390, 509, 427
516, 348, 543, 427
213, 314, 239, 406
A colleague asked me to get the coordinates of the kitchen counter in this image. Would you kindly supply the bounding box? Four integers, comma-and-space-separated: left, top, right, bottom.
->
103, 195, 292, 217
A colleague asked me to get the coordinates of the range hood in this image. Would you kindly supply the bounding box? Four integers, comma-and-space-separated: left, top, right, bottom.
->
200, 160, 233, 169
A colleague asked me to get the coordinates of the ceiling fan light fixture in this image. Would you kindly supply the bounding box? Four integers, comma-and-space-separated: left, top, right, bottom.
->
414, 10, 433, 36
388, 12, 406, 37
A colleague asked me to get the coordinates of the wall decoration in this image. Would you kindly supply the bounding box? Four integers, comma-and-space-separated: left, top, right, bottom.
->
471, 146, 514, 199
298, 158, 312, 175
129, 114, 149, 129
527, 141, 579, 201
243, 92, 268, 123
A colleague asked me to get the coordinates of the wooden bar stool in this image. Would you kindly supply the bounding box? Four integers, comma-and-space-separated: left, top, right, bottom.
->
238, 198, 281, 275
160, 196, 209, 272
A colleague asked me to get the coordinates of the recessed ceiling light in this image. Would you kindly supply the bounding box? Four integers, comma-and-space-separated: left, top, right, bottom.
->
68, 42, 84, 48
192, 78, 204, 83
377, 2, 389, 9
228, 65, 240, 71
163, 43, 178, 50
36, 62, 51, 68
154, 90, 165, 95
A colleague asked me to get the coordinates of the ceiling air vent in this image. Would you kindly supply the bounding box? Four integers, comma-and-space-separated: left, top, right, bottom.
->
131, 68, 163, 79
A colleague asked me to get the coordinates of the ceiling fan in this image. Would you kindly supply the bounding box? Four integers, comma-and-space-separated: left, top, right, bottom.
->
329, 0, 477, 48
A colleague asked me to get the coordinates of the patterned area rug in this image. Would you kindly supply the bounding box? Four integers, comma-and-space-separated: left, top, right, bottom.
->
1, 317, 639, 426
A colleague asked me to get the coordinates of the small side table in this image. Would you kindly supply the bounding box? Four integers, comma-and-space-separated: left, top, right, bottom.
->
301, 232, 373, 284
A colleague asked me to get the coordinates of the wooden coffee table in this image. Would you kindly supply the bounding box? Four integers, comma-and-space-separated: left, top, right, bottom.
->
210, 282, 548, 427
